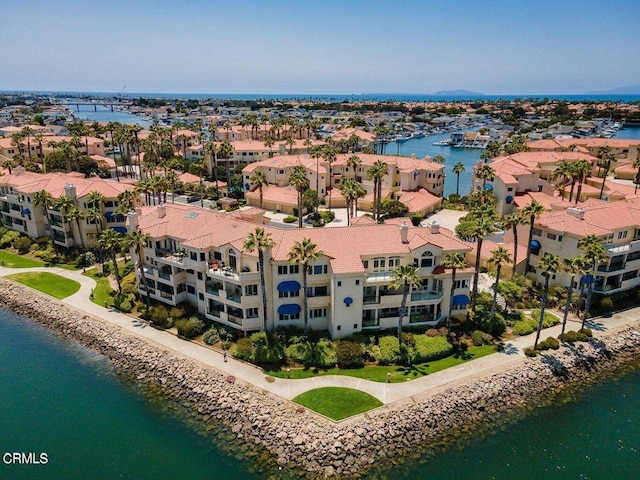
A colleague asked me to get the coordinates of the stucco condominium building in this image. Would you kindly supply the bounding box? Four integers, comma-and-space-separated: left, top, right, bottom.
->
243, 153, 444, 216
130, 203, 472, 338
0, 169, 134, 248
527, 200, 640, 295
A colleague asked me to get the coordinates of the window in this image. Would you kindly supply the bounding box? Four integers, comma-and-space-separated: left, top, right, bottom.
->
278, 265, 288, 275
362, 260, 369, 269
197, 272, 203, 280
420, 251, 434, 268
279, 312, 300, 321
307, 286, 329, 297
337, 325, 341, 331
373, 257, 386, 272
312, 265, 328, 275
354, 324, 358, 329
190, 252, 197, 261
310, 308, 327, 318
546, 233, 557, 240
278, 169, 285, 174
187, 285, 195, 294
618, 230, 628, 240
389, 256, 401, 268
531, 228, 542, 237
198, 293, 204, 301
246, 307, 259, 318
290, 265, 299, 274
245, 284, 258, 296
355, 279, 360, 285
454, 279, 468, 289
279, 290, 300, 298
200, 252, 205, 261
558, 235, 563, 242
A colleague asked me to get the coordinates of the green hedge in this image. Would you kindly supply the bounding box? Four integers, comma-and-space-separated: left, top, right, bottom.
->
233, 337, 253, 360
283, 215, 297, 223
530, 310, 560, 328
512, 320, 536, 336
175, 316, 206, 339
411, 335, 453, 363
250, 332, 285, 365
377, 336, 401, 365
335, 340, 364, 368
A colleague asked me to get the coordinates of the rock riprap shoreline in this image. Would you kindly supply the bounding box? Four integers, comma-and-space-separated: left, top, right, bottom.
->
1, 278, 639, 478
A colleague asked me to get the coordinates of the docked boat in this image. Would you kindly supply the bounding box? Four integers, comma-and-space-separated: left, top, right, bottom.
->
433, 138, 451, 146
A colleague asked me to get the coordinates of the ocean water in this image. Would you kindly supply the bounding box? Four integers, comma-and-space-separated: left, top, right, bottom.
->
70, 104, 150, 126
1, 307, 639, 480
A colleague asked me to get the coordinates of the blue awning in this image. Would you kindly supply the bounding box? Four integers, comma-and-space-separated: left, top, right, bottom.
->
21, 208, 31, 215
277, 280, 301, 292
452, 294, 469, 306
278, 304, 301, 315
344, 297, 353, 306
530, 240, 541, 249
484, 184, 493, 191
112, 226, 127, 234
104, 211, 115, 219
505, 195, 513, 203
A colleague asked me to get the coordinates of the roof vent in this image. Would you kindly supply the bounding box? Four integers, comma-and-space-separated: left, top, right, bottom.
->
400, 221, 409, 243
157, 204, 166, 218
429, 220, 440, 234
566, 207, 585, 220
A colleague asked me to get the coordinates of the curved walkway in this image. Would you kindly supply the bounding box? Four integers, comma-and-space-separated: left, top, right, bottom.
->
1, 264, 639, 406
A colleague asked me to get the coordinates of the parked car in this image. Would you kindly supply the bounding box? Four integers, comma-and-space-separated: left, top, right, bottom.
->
186, 195, 199, 203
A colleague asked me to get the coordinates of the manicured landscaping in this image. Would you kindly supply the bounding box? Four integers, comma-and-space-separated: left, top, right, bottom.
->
7, 272, 81, 299
0, 250, 45, 268
83, 268, 115, 307
292, 387, 383, 420
266, 344, 495, 383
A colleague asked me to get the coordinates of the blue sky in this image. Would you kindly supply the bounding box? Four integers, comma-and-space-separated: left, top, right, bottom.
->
2, 0, 639, 94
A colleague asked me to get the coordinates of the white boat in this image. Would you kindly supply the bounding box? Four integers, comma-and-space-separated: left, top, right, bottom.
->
395, 134, 410, 142
433, 138, 451, 146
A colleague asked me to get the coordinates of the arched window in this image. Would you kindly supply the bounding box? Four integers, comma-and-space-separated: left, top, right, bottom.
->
420, 251, 434, 268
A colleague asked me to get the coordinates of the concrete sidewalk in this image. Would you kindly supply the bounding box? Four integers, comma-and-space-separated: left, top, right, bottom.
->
1, 265, 639, 405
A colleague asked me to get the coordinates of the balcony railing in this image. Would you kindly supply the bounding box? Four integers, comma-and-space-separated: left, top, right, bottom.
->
205, 285, 220, 296
159, 291, 173, 300
207, 309, 221, 318
227, 314, 243, 325
158, 270, 171, 280
410, 291, 443, 301
363, 295, 378, 305
595, 284, 621, 293
409, 314, 437, 324
597, 263, 626, 273
227, 293, 242, 303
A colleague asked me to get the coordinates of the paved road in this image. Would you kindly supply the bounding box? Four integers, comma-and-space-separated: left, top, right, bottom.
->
1, 265, 638, 406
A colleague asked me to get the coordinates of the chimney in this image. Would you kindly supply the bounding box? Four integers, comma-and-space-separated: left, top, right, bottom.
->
429, 220, 440, 234
410, 153, 417, 159
157, 204, 166, 218
64, 183, 76, 200
566, 207, 585, 220
135, 206, 142, 216
127, 210, 138, 231
400, 221, 409, 243
279, 143, 286, 155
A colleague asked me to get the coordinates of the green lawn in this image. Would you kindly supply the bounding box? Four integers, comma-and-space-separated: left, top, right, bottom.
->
7, 272, 81, 299
83, 268, 115, 307
293, 387, 382, 420
267, 345, 496, 383
0, 250, 45, 268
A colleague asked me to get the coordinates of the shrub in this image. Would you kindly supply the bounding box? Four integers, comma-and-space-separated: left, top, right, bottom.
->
233, 337, 253, 361
174, 316, 205, 339
286, 341, 313, 366
411, 335, 453, 363
203, 327, 220, 345
118, 298, 133, 313
524, 347, 537, 357
377, 336, 401, 365
482, 333, 494, 344
0, 230, 21, 248
558, 330, 589, 343
478, 312, 507, 337
169, 306, 186, 320
251, 332, 285, 366
120, 272, 138, 295
531, 310, 560, 328
12, 236, 32, 254
410, 213, 422, 227
512, 320, 535, 336
315, 338, 337, 368
545, 336, 560, 349
149, 305, 171, 329
579, 327, 593, 337
599, 297, 613, 310
497, 281, 523, 307
283, 215, 297, 224
319, 210, 335, 223
335, 340, 364, 368
471, 330, 484, 346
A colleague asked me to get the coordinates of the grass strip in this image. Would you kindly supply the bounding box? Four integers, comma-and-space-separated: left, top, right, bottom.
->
293, 387, 382, 420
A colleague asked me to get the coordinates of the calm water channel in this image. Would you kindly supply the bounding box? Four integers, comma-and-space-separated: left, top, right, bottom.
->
1, 307, 639, 479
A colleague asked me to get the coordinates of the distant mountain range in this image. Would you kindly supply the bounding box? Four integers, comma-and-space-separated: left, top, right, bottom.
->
432, 89, 484, 96
586, 85, 640, 95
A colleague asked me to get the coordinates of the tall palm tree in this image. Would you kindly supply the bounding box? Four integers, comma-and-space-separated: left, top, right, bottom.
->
218, 140, 234, 185
432, 154, 446, 164
452, 161, 466, 196
487, 246, 512, 332
469, 216, 496, 314
388, 264, 422, 343
573, 160, 592, 204
264, 136, 275, 157
339, 177, 357, 226
475, 164, 495, 189
578, 234, 608, 326
86, 207, 104, 238
552, 161, 573, 201
287, 238, 323, 335
561, 255, 589, 337
243, 228, 274, 332
33, 190, 54, 241
533, 253, 561, 349
66, 207, 86, 249
597, 146, 616, 199
321, 145, 337, 211
204, 141, 218, 179
522, 200, 545, 276
21, 126, 34, 161
289, 165, 309, 228
367, 160, 388, 221
126, 228, 152, 308
99, 228, 124, 293
501, 211, 523, 278
442, 252, 467, 334
346, 154, 361, 181
249, 170, 268, 209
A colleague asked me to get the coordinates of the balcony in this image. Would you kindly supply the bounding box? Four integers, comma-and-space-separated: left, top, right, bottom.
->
597, 262, 626, 273
606, 240, 640, 254
366, 271, 393, 283
155, 250, 185, 266
410, 290, 443, 302
227, 314, 243, 325
227, 293, 242, 304
208, 266, 259, 283
409, 314, 438, 324
594, 284, 621, 293
363, 295, 378, 305
158, 270, 171, 280
159, 291, 173, 300
205, 284, 221, 296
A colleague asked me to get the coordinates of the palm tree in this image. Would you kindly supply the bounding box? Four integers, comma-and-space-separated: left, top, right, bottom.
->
287, 238, 323, 335
249, 170, 268, 209
126, 228, 152, 308
561, 255, 589, 337
321, 145, 337, 211
218, 140, 234, 185
432, 154, 446, 164
86, 207, 104, 238
452, 161, 466, 196
475, 164, 495, 189
339, 177, 358, 226
99, 228, 124, 293
469, 216, 496, 314
501, 211, 523, 278
66, 207, 86, 249
487, 246, 512, 331
533, 253, 561, 349
204, 141, 218, 179
442, 252, 467, 334
522, 200, 545, 276
552, 161, 573, 201
33, 190, 54, 241
388, 264, 422, 343
243, 228, 275, 332
367, 160, 388, 221
21, 126, 34, 161
264, 136, 275, 157
346, 154, 361, 181
573, 160, 592, 204
289, 165, 309, 228
578, 234, 608, 326
597, 146, 616, 199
